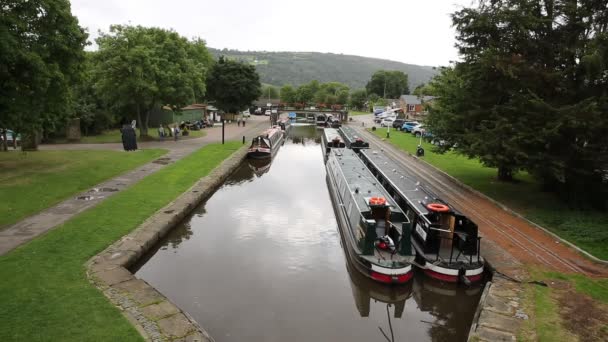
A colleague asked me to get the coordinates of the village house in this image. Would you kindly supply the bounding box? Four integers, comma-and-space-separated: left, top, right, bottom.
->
399, 95, 436, 119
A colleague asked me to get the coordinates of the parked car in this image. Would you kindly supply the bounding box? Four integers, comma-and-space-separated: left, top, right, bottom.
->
412, 124, 426, 137
401, 121, 420, 133
254, 107, 262, 115
271, 109, 278, 115
380, 117, 396, 127
373, 106, 386, 115
264, 110, 271, 116
242, 109, 251, 117
392, 118, 406, 129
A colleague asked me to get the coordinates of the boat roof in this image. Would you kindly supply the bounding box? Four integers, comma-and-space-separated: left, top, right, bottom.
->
329, 149, 403, 215
323, 128, 342, 140
360, 149, 442, 216
260, 127, 282, 138
339, 126, 368, 145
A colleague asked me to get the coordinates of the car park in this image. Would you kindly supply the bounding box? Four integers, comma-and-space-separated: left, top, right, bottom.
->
401, 121, 420, 132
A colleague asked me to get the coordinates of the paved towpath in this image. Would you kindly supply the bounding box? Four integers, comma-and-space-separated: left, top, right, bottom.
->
0, 116, 270, 256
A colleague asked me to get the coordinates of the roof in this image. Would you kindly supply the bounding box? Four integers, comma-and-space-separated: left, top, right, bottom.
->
399, 95, 437, 105
181, 103, 207, 111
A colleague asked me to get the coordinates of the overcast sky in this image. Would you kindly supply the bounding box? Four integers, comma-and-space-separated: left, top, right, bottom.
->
71, 0, 474, 67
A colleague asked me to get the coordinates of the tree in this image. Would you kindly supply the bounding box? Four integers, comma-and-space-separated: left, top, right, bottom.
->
349, 89, 368, 110
428, 0, 608, 205
206, 56, 262, 115
413, 83, 436, 96
94, 25, 211, 137
280, 85, 297, 104
0, 0, 87, 150
366, 70, 410, 98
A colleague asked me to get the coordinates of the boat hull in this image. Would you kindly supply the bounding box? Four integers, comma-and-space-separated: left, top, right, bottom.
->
247, 133, 284, 159
325, 172, 413, 285
412, 239, 485, 283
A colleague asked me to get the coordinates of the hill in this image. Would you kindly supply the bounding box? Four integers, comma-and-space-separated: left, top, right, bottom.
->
208, 48, 438, 90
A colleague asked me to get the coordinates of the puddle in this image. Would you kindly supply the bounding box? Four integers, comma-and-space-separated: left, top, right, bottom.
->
88, 188, 119, 193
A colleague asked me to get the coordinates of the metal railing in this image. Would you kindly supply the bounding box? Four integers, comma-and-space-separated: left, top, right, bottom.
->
428, 227, 482, 265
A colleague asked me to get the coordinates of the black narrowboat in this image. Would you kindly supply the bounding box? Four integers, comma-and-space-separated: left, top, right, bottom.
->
322, 128, 346, 157
247, 127, 284, 159
359, 149, 484, 284
326, 148, 415, 285
339, 125, 370, 152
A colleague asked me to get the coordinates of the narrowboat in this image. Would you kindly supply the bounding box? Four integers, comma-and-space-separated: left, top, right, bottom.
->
316, 113, 328, 127
339, 125, 370, 152
359, 149, 484, 284
326, 148, 415, 285
321, 128, 345, 157
247, 127, 284, 159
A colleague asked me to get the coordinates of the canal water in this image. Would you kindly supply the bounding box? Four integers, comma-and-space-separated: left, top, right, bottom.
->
134, 125, 484, 342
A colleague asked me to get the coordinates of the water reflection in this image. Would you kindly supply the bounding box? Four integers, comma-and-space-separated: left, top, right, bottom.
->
247, 158, 272, 177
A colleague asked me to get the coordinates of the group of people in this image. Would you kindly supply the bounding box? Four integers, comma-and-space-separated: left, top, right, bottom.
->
157, 124, 181, 141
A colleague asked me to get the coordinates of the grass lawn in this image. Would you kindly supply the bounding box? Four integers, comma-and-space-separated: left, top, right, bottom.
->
350, 110, 371, 116
0, 141, 242, 341
0, 149, 166, 228
373, 129, 608, 260
56, 128, 206, 144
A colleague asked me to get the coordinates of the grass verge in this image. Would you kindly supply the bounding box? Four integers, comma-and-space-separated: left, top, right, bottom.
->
350, 111, 371, 116
373, 129, 608, 260
0, 141, 243, 341
0, 149, 166, 228
519, 269, 608, 341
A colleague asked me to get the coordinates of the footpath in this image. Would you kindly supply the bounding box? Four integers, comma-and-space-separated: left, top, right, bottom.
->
0, 117, 269, 256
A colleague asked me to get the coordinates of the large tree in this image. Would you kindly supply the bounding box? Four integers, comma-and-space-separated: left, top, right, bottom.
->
349, 89, 368, 110
366, 70, 410, 98
0, 0, 87, 150
206, 56, 262, 115
94, 25, 211, 137
428, 0, 608, 204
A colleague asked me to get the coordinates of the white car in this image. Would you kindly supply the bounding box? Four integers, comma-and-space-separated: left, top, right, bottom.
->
271, 109, 278, 114
412, 124, 426, 137
242, 109, 251, 117
380, 117, 396, 127
264, 110, 271, 116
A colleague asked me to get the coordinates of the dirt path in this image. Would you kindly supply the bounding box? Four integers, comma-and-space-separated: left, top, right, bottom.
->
351, 123, 608, 278
0, 117, 270, 256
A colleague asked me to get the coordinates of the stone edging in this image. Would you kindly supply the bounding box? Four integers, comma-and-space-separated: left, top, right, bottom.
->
86, 145, 249, 342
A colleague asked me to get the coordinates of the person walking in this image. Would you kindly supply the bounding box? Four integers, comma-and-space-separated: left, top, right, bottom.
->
237, 118, 241, 127
158, 125, 165, 141
242, 117, 246, 127
173, 125, 179, 141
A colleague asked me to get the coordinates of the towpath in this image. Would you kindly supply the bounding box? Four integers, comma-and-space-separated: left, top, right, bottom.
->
0, 116, 269, 256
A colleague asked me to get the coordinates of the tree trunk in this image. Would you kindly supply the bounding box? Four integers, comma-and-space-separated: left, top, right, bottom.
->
497, 166, 513, 182
1, 130, 7, 151
136, 104, 148, 137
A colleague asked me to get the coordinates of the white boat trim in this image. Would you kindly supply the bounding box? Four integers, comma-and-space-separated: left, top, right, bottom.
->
371, 264, 412, 275
425, 262, 484, 276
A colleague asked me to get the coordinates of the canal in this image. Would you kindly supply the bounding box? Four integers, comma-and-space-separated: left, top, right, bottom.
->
134, 124, 484, 342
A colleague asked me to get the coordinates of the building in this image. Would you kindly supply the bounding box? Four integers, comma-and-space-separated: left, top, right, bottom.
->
399, 95, 436, 119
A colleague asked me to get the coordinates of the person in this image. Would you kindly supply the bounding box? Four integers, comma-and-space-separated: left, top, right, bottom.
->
237, 118, 241, 127
173, 125, 179, 141
242, 117, 246, 127
158, 125, 165, 141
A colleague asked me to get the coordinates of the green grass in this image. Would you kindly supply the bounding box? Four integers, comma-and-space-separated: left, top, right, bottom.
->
0, 149, 166, 228
0, 141, 242, 341
541, 271, 608, 304
528, 285, 576, 341
57, 128, 206, 144
350, 111, 371, 116
374, 129, 608, 260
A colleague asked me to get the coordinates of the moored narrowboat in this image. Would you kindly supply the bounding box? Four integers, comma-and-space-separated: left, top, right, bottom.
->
326, 148, 415, 285
322, 128, 346, 157
247, 127, 284, 159
277, 118, 291, 133
339, 125, 370, 152
316, 113, 328, 127
359, 149, 484, 284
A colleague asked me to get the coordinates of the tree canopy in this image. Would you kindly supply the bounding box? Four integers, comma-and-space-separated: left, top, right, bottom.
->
94, 25, 212, 136
206, 56, 262, 114
366, 70, 410, 98
427, 0, 608, 206
1, 0, 87, 150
